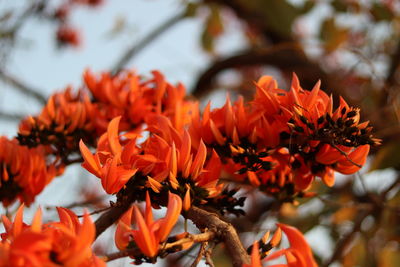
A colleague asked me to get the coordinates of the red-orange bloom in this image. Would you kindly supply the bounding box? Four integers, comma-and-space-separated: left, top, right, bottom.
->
80, 116, 138, 194
244, 224, 317, 267
0, 137, 56, 206
18, 87, 96, 165
115, 192, 182, 258
56, 25, 81, 47
83, 69, 196, 134
0, 205, 105, 267
81, 115, 223, 204
251, 74, 378, 190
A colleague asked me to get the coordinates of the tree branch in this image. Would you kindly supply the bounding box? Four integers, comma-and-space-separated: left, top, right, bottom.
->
186, 206, 250, 267
0, 69, 46, 104
0, 111, 26, 121
102, 231, 215, 262
191, 44, 334, 99
94, 200, 133, 239
112, 11, 186, 74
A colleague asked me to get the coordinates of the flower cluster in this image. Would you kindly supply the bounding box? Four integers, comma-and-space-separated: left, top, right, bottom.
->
0, 205, 105, 267
17, 70, 195, 165
76, 71, 379, 212
18, 88, 96, 165
0, 68, 380, 266
186, 74, 379, 200
0, 137, 56, 206
80, 115, 222, 209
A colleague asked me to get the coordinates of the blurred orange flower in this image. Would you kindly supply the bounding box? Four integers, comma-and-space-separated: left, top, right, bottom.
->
0, 137, 56, 206
0, 205, 105, 267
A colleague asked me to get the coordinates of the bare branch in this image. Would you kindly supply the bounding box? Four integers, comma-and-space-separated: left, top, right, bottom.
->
94, 201, 133, 239
186, 206, 250, 267
112, 11, 186, 74
191, 44, 334, 99
204, 243, 215, 267
190, 241, 207, 267
0, 68, 46, 104
102, 231, 215, 262
0, 111, 26, 121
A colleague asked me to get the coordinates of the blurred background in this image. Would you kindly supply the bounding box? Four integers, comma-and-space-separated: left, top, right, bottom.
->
0, 0, 399, 266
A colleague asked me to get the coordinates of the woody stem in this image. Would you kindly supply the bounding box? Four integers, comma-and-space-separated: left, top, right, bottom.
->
186, 206, 250, 267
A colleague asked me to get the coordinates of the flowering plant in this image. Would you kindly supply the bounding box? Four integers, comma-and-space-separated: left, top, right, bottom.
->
0, 69, 379, 267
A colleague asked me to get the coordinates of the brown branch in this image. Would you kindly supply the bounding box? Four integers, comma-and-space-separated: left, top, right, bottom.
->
330, 143, 362, 168
102, 231, 215, 262
112, 11, 185, 74
191, 44, 334, 99
186, 206, 250, 267
322, 209, 370, 267
386, 39, 400, 87
322, 175, 400, 266
191, 241, 207, 267
94, 201, 133, 239
77, 206, 111, 218
94, 184, 142, 239
0, 111, 26, 121
101, 248, 141, 262
0, 69, 46, 104
204, 243, 216, 267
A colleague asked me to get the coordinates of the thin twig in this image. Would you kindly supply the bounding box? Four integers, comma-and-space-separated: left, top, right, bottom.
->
330, 143, 362, 168
322, 209, 371, 267
0, 111, 26, 121
204, 242, 215, 267
112, 11, 186, 74
77, 206, 111, 218
191, 44, 334, 99
355, 172, 368, 193
64, 195, 108, 209
94, 201, 132, 239
0, 68, 46, 104
190, 241, 207, 267
102, 231, 215, 262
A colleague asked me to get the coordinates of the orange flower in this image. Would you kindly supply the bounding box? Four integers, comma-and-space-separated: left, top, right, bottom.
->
189, 96, 256, 148
80, 116, 138, 194
0, 137, 56, 206
56, 25, 81, 47
18, 87, 95, 165
244, 224, 317, 267
115, 192, 182, 258
84, 69, 196, 134
0, 205, 105, 267
243, 242, 262, 267
251, 74, 378, 191
142, 118, 224, 203
81, 115, 223, 205
263, 224, 318, 267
